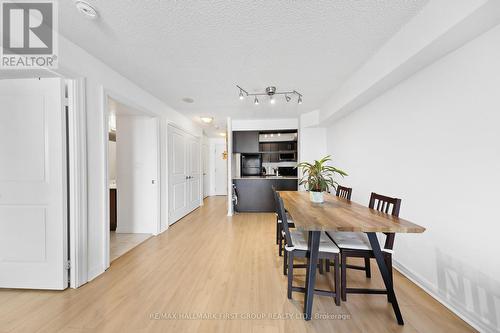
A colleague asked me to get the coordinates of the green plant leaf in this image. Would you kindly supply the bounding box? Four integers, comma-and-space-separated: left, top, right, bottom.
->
297, 155, 348, 192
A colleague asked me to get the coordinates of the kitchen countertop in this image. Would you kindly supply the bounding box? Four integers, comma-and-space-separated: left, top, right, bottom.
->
233, 176, 298, 180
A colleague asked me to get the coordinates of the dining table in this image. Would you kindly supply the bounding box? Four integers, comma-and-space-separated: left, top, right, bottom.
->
279, 191, 426, 325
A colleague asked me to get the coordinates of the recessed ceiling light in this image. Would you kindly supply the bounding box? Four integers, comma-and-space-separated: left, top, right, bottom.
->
75, 1, 98, 19
200, 117, 213, 124
182, 97, 194, 103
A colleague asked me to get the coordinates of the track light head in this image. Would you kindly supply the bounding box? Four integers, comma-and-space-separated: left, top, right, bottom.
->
239, 90, 244, 100
254, 96, 259, 105
270, 95, 275, 104
285, 95, 291, 102
298, 95, 303, 104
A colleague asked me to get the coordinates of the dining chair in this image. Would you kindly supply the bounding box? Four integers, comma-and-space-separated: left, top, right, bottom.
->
272, 186, 295, 257
328, 192, 401, 302
325, 185, 353, 273
335, 185, 352, 200
274, 190, 341, 305
272, 189, 326, 274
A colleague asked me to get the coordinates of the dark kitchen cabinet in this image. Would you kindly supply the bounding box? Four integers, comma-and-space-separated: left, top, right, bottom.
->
233, 178, 298, 212
233, 131, 259, 153
278, 142, 296, 151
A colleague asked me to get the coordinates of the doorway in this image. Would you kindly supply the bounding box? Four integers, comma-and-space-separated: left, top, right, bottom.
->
214, 143, 228, 195
106, 97, 159, 262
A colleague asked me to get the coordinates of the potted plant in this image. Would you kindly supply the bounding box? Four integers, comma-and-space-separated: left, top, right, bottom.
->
297, 155, 347, 203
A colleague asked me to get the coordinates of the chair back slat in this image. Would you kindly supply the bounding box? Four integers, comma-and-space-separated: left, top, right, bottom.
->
335, 185, 352, 200
368, 192, 402, 251
272, 188, 293, 247
369, 192, 401, 217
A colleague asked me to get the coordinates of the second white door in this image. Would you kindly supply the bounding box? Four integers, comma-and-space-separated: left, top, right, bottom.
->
214, 143, 228, 195
168, 125, 201, 224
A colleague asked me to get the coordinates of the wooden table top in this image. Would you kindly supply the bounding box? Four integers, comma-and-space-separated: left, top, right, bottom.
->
279, 191, 425, 233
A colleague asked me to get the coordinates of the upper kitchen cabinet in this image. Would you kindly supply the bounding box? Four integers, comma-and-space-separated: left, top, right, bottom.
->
233, 131, 259, 153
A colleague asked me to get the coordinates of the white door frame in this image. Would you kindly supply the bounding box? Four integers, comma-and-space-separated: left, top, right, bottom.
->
66, 78, 88, 288
100, 87, 162, 270
0, 72, 87, 289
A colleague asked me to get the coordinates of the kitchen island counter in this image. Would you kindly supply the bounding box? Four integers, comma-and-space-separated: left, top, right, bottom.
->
233, 176, 298, 180
233, 177, 298, 212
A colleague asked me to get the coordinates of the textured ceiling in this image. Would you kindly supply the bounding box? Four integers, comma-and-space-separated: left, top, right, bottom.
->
58, 0, 428, 134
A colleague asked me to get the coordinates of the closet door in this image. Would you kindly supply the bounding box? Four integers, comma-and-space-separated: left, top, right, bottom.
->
167, 126, 201, 224
168, 126, 188, 224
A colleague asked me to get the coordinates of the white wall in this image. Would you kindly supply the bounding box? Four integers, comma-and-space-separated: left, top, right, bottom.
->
232, 118, 298, 131
55, 35, 201, 281
325, 24, 500, 332
298, 127, 327, 191
299, 127, 327, 164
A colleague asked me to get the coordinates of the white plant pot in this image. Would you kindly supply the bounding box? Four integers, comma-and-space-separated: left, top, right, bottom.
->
309, 191, 324, 203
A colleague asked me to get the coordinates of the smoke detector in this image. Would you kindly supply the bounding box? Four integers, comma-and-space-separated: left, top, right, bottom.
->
75, 1, 98, 19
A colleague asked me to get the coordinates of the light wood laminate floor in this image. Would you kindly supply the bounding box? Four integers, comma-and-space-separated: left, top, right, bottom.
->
0, 196, 475, 332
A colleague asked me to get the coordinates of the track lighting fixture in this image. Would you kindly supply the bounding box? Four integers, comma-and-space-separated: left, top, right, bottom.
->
236, 85, 303, 105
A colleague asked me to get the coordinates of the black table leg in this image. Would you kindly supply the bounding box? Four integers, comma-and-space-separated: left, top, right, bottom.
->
304, 230, 321, 321
366, 232, 404, 325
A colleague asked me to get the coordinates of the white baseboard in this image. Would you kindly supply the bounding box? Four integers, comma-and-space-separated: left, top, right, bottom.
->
393, 260, 493, 333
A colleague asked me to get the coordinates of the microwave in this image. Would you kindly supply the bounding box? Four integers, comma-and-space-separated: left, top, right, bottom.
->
279, 152, 296, 161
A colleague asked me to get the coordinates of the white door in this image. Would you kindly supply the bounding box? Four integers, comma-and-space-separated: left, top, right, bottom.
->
168, 126, 201, 224
0, 78, 68, 289
187, 137, 201, 210
168, 125, 188, 224
116, 115, 159, 233
214, 143, 228, 195
202, 143, 209, 198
